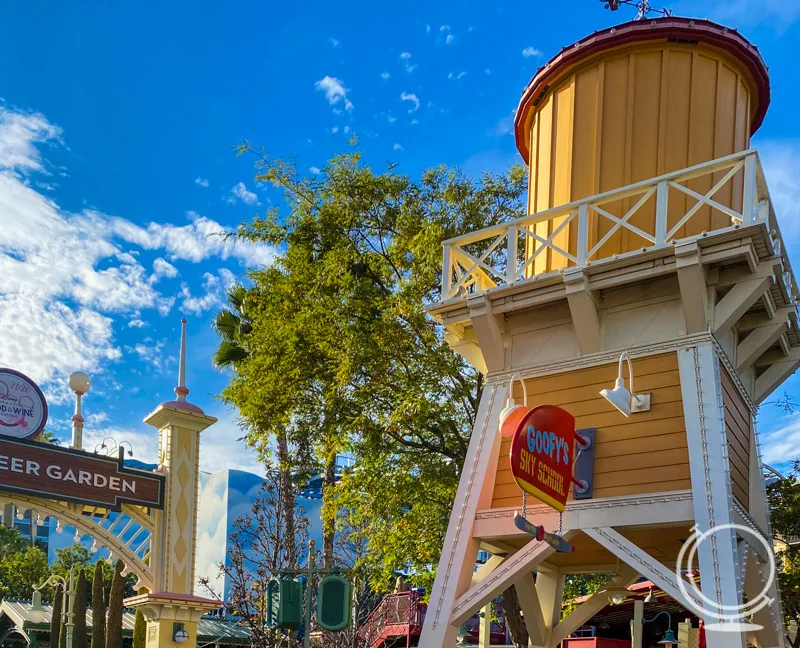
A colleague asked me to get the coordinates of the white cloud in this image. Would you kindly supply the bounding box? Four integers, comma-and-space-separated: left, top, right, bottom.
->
0, 103, 277, 403
759, 413, 800, 473
0, 104, 62, 173
331, 126, 339, 134
493, 111, 516, 137
393, 143, 404, 151
399, 52, 417, 73
128, 319, 147, 328
380, 71, 390, 81
152, 257, 178, 280
446, 34, 455, 45
448, 71, 467, 80
522, 46, 543, 58
194, 177, 209, 188
400, 92, 420, 113
180, 269, 236, 316
309, 166, 321, 174
126, 338, 171, 373
227, 181, 259, 206
344, 126, 351, 134
109, 210, 276, 267
315, 76, 354, 112
329, 37, 340, 47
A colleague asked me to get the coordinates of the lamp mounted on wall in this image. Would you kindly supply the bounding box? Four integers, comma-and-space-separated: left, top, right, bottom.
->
173, 623, 189, 644
600, 351, 651, 417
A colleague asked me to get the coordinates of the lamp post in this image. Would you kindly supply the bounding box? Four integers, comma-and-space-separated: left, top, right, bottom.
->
36, 569, 76, 648
642, 610, 677, 647
68, 372, 91, 450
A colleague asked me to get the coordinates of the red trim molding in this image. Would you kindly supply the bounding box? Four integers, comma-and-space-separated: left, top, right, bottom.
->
514, 17, 770, 162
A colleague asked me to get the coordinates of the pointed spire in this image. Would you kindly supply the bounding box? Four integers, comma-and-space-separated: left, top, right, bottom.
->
175, 318, 189, 402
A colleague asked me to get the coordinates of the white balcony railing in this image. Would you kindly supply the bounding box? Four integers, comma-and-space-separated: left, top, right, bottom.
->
441, 149, 782, 302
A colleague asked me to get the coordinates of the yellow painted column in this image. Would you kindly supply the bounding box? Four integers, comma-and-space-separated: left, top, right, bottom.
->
145, 404, 216, 594
125, 593, 218, 648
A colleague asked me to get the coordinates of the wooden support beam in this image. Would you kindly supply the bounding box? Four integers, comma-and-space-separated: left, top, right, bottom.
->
535, 569, 565, 634
675, 242, 709, 333
472, 555, 506, 586
631, 600, 644, 648
450, 532, 573, 626
479, 539, 517, 556
717, 257, 782, 287
737, 320, 788, 370
514, 573, 546, 647
744, 549, 781, 648
549, 565, 639, 647
478, 601, 492, 648
713, 276, 771, 334
754, 347, 800, 404
564, 269, 602, 354
584, 527, 702, 612
467, 294, 507, 373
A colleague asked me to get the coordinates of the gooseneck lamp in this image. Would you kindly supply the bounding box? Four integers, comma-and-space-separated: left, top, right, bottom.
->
599, 351, 651, 417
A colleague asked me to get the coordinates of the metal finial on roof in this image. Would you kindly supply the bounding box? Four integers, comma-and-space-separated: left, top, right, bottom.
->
602, 0, 673, 19
175, 318, 189, 402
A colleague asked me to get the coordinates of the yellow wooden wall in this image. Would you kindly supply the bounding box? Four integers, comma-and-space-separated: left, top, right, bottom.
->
721, 366, 751, 509
491, 353, 691, 509
526, 41, 755, 274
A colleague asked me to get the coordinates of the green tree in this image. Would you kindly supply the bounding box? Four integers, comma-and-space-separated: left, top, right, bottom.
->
50, 583, 63, 648
105, 560, 125, 648
52, 545, 94, 577
0, 545, 50, 600
132, 610, 146, 648
213, 284, 252, 368
91, 561, 106, 648
73, 570, 89, 648
0, 524, 27, 558
217, 147, 527, 633
767, 459, 800, 647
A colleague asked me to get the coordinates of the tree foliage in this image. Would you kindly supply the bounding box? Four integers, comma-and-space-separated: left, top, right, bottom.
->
218, 147, 526, 593
50, 583, 63, 648
0, 545, 50, 601
104, 560, 125, 648
92, 561, 106, 648
767, 459, 800, 647
0, 524, 27, 558
73, 569, 89, 648
132, 610, 146, 648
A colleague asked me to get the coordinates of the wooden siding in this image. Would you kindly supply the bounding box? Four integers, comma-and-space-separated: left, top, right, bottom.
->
491, 353, 691, 509
525, 42, 756, 274
721, 365, 751, 509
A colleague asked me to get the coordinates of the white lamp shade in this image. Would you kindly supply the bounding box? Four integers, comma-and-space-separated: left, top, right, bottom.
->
69, 371, 91, 394
599, 377, 632, 417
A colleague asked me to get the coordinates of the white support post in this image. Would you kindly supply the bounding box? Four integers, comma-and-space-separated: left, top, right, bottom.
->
655, 180, 668, 245
507, 225, 518, 284
535, 569, 565, 644
631, 599, 644, 648
742, 154, 757, 223
478, 601, 492, 648
677, 344, 746, 648
418, 384, 507, 648
442, 244, 452, 300
577, 203, 589, 265
514, 573, 547, 647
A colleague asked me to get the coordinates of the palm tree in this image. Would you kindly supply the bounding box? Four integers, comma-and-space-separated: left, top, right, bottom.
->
0, 523, 27, 558
213, 284, 252, 369
40, 429, 60, 445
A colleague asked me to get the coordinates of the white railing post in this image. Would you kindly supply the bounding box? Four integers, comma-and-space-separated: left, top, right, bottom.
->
655, 180, 668, 244
742, 153, 757, 223
507, 225, 518, 284
577, 204, 589, 265
442, 244, 452, 300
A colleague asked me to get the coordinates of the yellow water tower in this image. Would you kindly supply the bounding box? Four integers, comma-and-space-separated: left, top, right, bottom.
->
423, 16, 793, 648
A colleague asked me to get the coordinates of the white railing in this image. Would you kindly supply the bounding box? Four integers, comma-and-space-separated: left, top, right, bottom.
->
441, 149, 780, 302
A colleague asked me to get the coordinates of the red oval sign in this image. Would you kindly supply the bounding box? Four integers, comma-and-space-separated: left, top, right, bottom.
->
510, 405, 575, 512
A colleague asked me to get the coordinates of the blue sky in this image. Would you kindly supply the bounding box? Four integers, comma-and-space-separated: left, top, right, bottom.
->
0, 0, 799, 475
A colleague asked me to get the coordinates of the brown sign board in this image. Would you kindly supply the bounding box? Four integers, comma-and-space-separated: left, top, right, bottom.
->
0, 436, 165, 510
